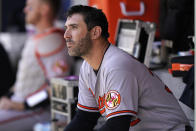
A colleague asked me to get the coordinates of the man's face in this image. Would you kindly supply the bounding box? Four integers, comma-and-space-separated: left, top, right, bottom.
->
64, 14, 93, 57
23, 0, 41, 25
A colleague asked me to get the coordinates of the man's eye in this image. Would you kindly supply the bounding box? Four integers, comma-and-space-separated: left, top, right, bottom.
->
64, 26, 67, 31
72, 26, 77, 29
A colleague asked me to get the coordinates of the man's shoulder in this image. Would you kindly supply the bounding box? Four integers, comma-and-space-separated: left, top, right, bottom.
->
102, 45, 145, 76
35, 28, 65, 55
104, 45, 135, 66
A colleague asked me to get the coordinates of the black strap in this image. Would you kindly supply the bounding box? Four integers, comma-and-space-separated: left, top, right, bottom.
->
185, 125, 193, 131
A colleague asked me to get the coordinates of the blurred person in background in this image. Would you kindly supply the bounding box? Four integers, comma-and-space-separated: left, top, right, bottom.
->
0, 43, 16, 97
0, 0, 73, 130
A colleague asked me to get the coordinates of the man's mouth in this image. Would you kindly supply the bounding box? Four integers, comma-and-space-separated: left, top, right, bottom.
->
66, 39, 72, 43
66, 39, 73, 48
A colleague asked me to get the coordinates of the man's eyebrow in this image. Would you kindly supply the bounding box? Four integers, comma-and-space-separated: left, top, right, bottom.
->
64, 23, 78, 28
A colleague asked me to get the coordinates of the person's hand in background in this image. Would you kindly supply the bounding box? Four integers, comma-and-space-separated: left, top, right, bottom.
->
0, 97, 24, 111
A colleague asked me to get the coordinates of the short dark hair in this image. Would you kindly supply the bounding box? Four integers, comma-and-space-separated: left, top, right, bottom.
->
66, 5, 110, 39
41, 0, 61, 17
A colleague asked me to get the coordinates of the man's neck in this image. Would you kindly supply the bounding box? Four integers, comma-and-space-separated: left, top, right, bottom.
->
35, 20, 54, 33
84, 39, 109, 70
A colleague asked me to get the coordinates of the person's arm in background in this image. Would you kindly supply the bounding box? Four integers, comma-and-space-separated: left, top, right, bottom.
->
0, 88, 50, 111
0, 97, 24, 110
0, 43, 15, 97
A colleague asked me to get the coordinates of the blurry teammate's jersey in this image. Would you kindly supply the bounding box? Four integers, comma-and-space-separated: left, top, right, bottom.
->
12, 28, 73, 102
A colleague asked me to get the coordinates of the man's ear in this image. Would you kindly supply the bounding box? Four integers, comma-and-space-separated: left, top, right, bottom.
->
90, 26, 102, 40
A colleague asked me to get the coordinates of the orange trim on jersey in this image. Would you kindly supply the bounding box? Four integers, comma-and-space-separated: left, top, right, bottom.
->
130, 118, 141, 126
38, 42, 65, 57
35, 50, 47, 76
172, 63, 193, 71
0, 109, 44, 125
148, 68, 154, 76
77, 103, 99, 111
165, 85, 173, 94
88, 88, 95, 97
99, 108, 106, 115
106, 110, 137, 118
33, 28, 64, 40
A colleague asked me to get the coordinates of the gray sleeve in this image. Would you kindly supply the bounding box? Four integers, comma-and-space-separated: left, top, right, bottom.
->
104, 70, 138, 119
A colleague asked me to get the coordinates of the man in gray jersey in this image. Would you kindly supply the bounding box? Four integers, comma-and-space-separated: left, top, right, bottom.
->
64, 5, 192, 131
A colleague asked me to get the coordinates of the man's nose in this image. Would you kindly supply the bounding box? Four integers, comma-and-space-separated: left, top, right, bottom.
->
64, 29, 71, 39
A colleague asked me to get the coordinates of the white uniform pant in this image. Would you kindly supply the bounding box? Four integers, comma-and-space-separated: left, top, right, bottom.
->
0, 107, 50, 131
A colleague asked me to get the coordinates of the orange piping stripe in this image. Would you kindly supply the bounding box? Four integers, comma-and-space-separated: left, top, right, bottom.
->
34, 28, 64, 40
165, 85, 173, 94
106, 110, 137, 118
35, 51, 47, 76
77, 103, 99, 111
38, 42, 65, 57
88, 88, 95, 97
100, 108, 106, 114
130, 118, 141, 126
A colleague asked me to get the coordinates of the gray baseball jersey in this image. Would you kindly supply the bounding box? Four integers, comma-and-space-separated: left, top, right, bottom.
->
77, 44, 189, 130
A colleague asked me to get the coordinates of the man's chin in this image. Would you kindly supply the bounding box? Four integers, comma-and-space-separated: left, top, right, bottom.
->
68, 52, 78, 57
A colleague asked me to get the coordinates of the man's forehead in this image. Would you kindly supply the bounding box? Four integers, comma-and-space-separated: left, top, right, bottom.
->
27, 0, 39, 6
66, 14, 84, 24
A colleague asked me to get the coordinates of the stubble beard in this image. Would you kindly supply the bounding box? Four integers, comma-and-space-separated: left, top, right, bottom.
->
68, 33, 92, 57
